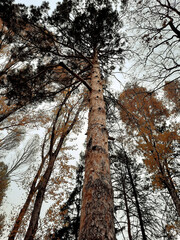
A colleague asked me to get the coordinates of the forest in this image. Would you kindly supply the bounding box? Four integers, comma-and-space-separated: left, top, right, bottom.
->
0, 0, 179, 239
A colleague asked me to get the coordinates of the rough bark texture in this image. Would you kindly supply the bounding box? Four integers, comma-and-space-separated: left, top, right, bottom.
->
79, 52, 115, 240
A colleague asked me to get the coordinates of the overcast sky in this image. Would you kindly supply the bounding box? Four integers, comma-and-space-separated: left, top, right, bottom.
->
15, 0, 57, 11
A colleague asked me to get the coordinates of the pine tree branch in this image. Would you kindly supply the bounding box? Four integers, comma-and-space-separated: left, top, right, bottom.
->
59, 62, 92, 91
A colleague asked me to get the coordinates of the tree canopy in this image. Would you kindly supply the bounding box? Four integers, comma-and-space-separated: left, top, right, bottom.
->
0, 0, 179, 239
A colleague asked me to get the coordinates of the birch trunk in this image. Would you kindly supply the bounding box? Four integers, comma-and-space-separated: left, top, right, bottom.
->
79, 51, 115, 240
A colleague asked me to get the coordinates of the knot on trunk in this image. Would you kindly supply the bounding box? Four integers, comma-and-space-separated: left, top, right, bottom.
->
92, 145, 106, 153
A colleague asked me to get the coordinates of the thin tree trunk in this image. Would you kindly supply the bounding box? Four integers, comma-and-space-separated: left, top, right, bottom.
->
24, 154, 57, 240
8, 92, 72, 239
163, 176, 180, 217
24, 96, 82, 240
24, 134, 67, 240
149, 137, 180, 217
125, 154, 147, 240
122, 178, 132, 240
79, 51, 115, 240
8, 152, 47, 240
155, 155, 180, 217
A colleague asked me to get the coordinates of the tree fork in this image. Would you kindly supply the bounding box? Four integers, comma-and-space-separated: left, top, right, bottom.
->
79, 51, 115, 240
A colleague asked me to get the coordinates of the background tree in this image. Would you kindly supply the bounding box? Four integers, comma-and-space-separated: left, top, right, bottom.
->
118, 84, 180, 220
0, 161, 9, 236
50, 155, 84, 240
124, 0, 180, 91
111, 146, 173, 240
112, 150, 148, 240
8, 87, 85, 240
163, 80, 180, 114
0, 0, 125, 239
0, 1, 82, 123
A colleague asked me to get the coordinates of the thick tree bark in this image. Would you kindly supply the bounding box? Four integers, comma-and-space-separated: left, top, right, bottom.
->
79, 51, 115, 240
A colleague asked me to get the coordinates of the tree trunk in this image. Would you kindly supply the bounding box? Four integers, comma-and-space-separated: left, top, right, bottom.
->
125, 155, 147, 240
149, 141, 180, 217
122, 178, 132, 240
156, 156, 180, 217
8, 158, 45, 240
79, 51, 115, 240
24, 154, 57, 240
24, 94, 82, 239
8, 152, 47, 240
164, 176, 180, 217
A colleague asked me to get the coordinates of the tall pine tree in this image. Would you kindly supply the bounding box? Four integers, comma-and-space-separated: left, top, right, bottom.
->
1, 0, 125, 239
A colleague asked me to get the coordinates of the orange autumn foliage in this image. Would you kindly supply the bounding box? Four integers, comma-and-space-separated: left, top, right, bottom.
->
119, 84, 180, 189
164, 80, 180, 114
0, 97, 16, 115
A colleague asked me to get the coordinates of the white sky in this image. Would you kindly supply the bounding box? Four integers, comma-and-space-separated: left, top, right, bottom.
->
15, 0, 58, 11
